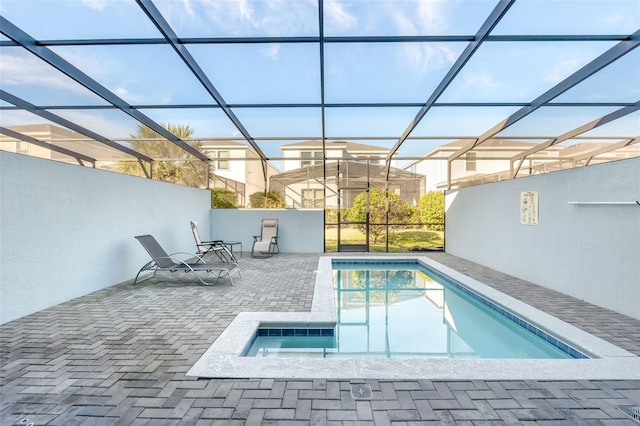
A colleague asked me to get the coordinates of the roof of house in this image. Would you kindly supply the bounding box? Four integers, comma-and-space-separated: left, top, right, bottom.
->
270, 160, 423, 192
4, 124, 131, 160
6, 123, 87, 139
200, 140, 249, 148
280, 140, 389, 153
401, 138, 546, 169
437, 139, 539, 149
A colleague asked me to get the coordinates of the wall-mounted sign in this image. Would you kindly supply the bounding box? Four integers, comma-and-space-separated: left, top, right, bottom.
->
520, 191, 538, 225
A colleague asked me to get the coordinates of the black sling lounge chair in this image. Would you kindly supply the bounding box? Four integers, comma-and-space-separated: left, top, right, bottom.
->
190, 220, 236, 262
133, 235, 240, 286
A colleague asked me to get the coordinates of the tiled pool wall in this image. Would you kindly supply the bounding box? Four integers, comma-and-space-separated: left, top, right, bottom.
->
332, 259, 590, 360
256, 328, 335, 337
245, 327, 335, 355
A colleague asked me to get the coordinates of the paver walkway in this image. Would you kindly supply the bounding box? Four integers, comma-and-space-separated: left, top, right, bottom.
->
1, 252, 639, 425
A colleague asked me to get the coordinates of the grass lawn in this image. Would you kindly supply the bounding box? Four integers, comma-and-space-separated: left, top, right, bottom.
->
325, 227, 444, 252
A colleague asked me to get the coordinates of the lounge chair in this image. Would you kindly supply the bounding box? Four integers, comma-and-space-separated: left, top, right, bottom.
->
190, 220, 236, 262
251, 218, 279, 258
134, 235, 240, 285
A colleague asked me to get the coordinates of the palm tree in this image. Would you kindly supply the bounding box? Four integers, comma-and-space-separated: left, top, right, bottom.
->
119, 123, 209, 188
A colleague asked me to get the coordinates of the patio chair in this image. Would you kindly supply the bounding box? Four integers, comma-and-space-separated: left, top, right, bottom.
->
134, 235, 240, 286
251, 218, 280, 258
190, 220, 236, 262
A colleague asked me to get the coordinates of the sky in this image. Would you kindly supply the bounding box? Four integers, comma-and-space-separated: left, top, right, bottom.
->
0, 0, 639, 165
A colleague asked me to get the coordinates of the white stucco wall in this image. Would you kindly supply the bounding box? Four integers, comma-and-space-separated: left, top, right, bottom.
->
445, 157, 640, 320
0, 151, 212, 324
210, 208, 324, 254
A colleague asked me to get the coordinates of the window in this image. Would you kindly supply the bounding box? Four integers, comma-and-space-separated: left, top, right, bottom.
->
301, 151, 322, 166
16, 142, 29, 154
217, 151, 229, 170
302, 188, 324, 208
300, 151, 311, 166
354, 157, 379, 165
465, 152, 477, 172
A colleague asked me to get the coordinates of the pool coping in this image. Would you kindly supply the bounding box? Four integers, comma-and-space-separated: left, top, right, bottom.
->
187, 256, 640, 380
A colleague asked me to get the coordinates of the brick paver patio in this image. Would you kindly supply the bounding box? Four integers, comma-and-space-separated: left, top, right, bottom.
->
1, 252, 639, 425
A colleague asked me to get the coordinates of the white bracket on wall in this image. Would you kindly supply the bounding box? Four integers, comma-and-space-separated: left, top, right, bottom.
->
568, 201, 640, 205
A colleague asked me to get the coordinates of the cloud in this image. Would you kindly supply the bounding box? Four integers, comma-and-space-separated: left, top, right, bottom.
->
201, 0, 258, 29
81, 0, 108, 12
1, 48, 173, 107
441, 71, 505, 101
387, 0, 457, 35
113, 87, 148, 104
323, 0, 357, 32
600, 9, 637, 33
216, 0, 259, 30
407, 0, 449, 35
113, 86, 172, 106
181, 0, 195, 19
401, 43, 459, 75
186, 0, 317, 36
386, 0, 459, 74
54, 109, 134, 139
0, 110, 44, 127
417, 0, 450, 33
544, 57, 584, 85
0, 51, 92, 96
260, 44, 281, 59
461, 73, 500, 90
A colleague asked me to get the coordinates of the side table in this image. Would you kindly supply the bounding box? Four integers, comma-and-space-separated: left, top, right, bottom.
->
224, 241, 242, 258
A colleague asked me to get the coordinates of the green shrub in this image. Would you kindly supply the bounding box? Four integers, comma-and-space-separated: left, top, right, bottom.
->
212, 188, 238, 208
418, 191, 445, 231
249, 191, 285, 208
348, 188, 415, 243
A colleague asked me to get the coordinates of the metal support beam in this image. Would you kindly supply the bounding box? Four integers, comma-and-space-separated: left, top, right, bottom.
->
319, 0, 328, 215
0, 16, 209, 162
137, 158, 152, 179
2, 101, 636, 111
206, 162, 211, 190
568, 201, 640, 205
450, 28, 640, 162
0, 90, 154, 164
513, 136, 638, 177
1, 33, 628, 49
511, 100, 640, 165
134, 0, 266, 174
384, 0, 516, 178
575, 136, 639, 163
446, 158, 452, 190
0, 126, 96, 165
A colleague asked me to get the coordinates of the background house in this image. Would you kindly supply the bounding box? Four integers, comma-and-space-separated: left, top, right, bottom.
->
405, 139, 565, 192
274, 140, 421, 208
406, 139, 640, 192
540, 142, 640, 174
280, 140, 394, 171
201, 140, 280, 207
0, 124, 129, 169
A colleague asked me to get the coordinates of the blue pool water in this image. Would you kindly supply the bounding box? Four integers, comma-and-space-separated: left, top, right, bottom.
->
246, 261, 588, 359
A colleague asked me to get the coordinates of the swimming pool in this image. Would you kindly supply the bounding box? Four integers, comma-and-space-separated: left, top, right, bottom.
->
188, 256, 637, 380
245, 260, 585, 359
